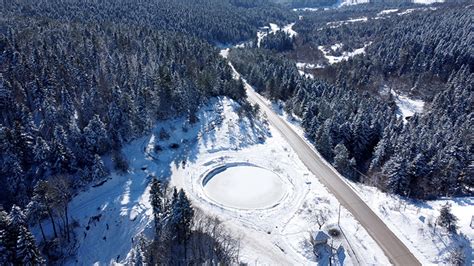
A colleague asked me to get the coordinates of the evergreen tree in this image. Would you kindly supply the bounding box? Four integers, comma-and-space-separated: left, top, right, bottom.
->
170, 189, 194, 244
437, 203, 458, 233
333, 143, 356, 180
16, 225, 44, 265
32, 181, 59, 239
33, 136, 51, 176
383, 156, 410, 196
5, 205, 26, 262
83, 115, 110, 155
315, 122, 334, 162
26, 200, 47, 243
0, 229, 7, 264
91, 154, 108, 182
150, 178, 166, 234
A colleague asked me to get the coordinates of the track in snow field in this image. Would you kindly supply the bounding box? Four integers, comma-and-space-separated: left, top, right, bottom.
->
202, 164, 287, 210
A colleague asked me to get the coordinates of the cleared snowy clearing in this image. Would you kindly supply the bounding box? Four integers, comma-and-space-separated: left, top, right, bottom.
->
389, 88, 425, 121
377, 9, 399, 16
326, 17, 368, 28
202, 165, 287, 209
296, 62, 323, 69
318, 42, 371, 64
256, 22, 297, 48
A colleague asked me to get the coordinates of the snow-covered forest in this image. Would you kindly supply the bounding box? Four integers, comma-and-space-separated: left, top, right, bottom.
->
0, 0, 472, 265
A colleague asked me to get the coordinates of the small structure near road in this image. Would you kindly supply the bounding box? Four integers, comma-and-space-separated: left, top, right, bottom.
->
310, 230, 345, 265
313, 231, 330, 245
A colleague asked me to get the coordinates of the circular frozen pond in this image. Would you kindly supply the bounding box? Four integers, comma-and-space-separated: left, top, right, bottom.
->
203, 165, 286, 209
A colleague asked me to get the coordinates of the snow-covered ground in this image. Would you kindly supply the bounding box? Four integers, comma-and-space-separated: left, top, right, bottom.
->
298, 70, 315, 79
413, 0, 444, 4
388, 88, 425, 121
33, 90, 390, 265
296, 62, 324, 70
170, 96, 390, 265
338, 0, 370, 7
296, 62, 321, 79
292, 7, 320, 12
326, 17, 368, 28
351, 183, 473, 265
318, 42, 371, 64
338, 0, 443, 6
257, 22, 297, 48
269, 101, 473, 266
377, 9, 399, 16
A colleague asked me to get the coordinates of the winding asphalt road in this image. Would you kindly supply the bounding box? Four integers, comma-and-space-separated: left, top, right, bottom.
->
244, 83, 421, 266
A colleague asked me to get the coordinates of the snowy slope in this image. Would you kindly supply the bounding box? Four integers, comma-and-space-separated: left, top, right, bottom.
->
33, 49, 397, 264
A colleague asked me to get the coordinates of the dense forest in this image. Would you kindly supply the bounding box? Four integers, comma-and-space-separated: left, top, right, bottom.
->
0, 0, 300, 208
2, 0, 295, 44
229, 45, 472, 199
291, 5, 473, 99
237, 4, 472, 200
0, 15, 248, 207
0, 0, 281, 263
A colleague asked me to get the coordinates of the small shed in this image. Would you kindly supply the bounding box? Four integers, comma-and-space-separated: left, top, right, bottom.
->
313, 231, 330, 245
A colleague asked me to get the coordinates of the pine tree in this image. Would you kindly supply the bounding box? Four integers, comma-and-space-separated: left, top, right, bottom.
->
91, 154, 108, 182
0, 210, 8, 231
32, 181, 59, 239
26, 200, 47, 243
334, 143, 350, 176
383, 156, 410, 196
5, 205, 26, 262
315, 122, 334, 162
170, 189, 194, 244
0, 229, 8, 264
33, 136, 50, 176
16, 225, 44, 265
437, 203, 458, 233
83, 115, 109, 154
150, 178, 165, 234
33, 137, 50, 164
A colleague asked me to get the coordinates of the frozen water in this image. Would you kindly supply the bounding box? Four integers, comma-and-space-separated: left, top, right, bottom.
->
203, 165, 286, 209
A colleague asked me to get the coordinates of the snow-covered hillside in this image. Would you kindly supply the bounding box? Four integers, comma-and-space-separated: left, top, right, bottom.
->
32, 93, 392, 264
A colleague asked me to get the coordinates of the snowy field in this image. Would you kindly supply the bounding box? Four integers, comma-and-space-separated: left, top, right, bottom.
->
167, 96, 390, 265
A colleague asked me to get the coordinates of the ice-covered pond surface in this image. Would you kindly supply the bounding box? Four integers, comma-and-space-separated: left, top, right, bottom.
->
203, 165, 286, 209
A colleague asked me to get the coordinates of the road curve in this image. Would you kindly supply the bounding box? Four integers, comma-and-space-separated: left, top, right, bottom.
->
245, 85, 421, 266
